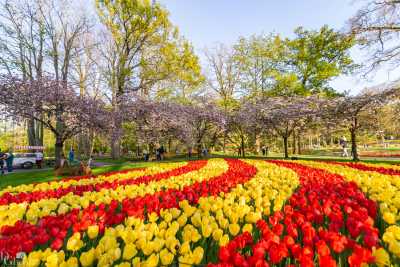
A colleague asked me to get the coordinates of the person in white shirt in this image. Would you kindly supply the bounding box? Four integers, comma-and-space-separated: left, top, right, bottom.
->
35, 151, 44, 169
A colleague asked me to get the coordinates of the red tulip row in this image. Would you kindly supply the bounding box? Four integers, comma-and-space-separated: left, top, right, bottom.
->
209, 160, 381, 267
325, 161, 400, 176
0, 161, 201, 205
0, 159, 257, 258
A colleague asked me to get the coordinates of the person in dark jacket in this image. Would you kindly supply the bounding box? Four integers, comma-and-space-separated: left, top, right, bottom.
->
0, 149, 5, 175
5, 150, 14, 173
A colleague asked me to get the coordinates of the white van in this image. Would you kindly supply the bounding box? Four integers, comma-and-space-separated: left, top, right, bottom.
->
13, 153, 37, 169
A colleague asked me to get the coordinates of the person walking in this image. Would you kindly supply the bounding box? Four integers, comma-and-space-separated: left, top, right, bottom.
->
339, 136, 349, 157
143, 148, 149, 161
159, 145, 165, 160
35, 150, 44, 169
156, 148, 161, 161
0, 149, 6, 175
5, 150, 14, 173
68, 148, 75, 164
188, 147, 192, 158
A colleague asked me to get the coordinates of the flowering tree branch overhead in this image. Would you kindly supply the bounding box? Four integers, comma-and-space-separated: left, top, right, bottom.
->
349, 0, 400, 73
0, 75, 109, 166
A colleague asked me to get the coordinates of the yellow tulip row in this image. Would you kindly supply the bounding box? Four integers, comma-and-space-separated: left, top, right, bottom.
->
361, 162, 400, 171
295, 160, 400, 258
0, 159, 226, 228
0, 162, 185, 197
20, 160, 300, 267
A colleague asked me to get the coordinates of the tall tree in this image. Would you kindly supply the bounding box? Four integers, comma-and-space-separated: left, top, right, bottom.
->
97, 0, 202, 158
205, 44, 240, 110
0, 0, 46, 146
232, 27, 355, 98
233, 34, 286, 98
287, 26, 355, 96
204, 44, 240, 152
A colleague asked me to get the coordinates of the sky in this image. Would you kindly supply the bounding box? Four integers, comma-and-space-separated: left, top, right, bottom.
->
157, 0, 399, 94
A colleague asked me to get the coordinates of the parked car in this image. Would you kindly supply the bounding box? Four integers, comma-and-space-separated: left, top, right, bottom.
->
13, 153, 36, 169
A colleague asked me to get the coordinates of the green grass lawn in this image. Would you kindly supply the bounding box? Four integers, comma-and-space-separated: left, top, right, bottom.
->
1, 154, 399, 190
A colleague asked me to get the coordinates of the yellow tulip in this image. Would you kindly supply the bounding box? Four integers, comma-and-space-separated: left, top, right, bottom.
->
373, 248, 390, 266
148, 212, 159, 223
192, 246, 204, 264
219, 234, 230, 246
132, 257, 142, 267
212, 229, 223, 241
65, 257, 79, 267
180, 241, 191, 255
143, 241, 155, 256
66, 233, 83, 252
116, 262, 131, 267
87, 225, 99, 239
123, 243, 138, 260
177, 214, 188, 227
144, 253, 159, 267
160, 248, 174, 265
80, 248, 95, 267
45, 253, 60, 267
202, 223, 212, 238
242, 223, 253, 233
383, 212, 396, 224
229, 223, 240, 236
166, 237, 180, 254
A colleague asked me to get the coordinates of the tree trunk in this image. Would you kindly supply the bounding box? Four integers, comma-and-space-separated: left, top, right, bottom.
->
197, 143, 202, 158
283, 136, 289, 159
111, 136, 121, 159
55, 136, 64, 168
255, 133, 261, 155
222, 131, 227, 154
297, 133, 302, 155
27, 119, 36, 146
240, 135, 245, 158
110, 111, 122, 159
292, 131, 296, 154
350, 128, 359, 161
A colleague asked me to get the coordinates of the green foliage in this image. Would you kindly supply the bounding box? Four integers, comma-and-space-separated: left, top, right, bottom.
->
287, 25, 356, 95
232, 26, 355, 98
96, 0, 203, 101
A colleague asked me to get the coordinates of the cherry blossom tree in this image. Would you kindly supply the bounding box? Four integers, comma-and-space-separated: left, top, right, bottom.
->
325, 84, 400, 161
244, 96, 324, 158
0, 76, 108, 166
125, 97, 225, 157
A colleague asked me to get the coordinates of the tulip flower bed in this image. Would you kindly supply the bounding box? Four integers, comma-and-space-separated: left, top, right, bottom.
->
0, 159, 399, 266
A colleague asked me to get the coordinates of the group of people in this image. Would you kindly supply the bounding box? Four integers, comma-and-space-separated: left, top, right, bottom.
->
0, 149, 45, 175
142, 146, 209, 161
0, 149, 14, 174
142, 146, 166, 161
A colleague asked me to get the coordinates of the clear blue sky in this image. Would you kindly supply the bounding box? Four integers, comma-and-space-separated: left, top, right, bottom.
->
158, 0, 398, 94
